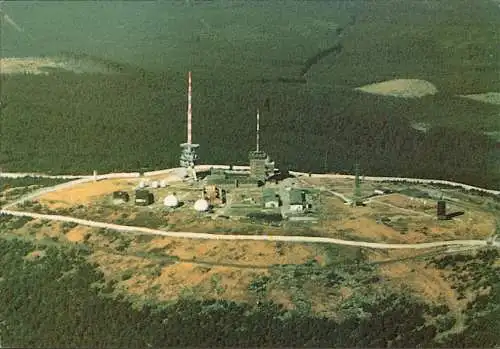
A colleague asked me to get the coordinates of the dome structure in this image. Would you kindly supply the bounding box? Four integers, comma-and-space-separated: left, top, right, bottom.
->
151, 181, 159, 188
163, 195, 179, 208
194, 199, 209, 212
159, 180, 167, 188
138, 180, 146, 189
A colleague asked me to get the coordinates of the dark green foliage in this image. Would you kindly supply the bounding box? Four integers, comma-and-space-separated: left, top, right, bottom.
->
1, 0, 499, 189
0, 177, 69, 191
248, 275, 270, 294
60, 221, 78, 234
96, 228, 121, 242
246, 212, 283, 223
134, 235, 156, 244
399, 188, 431, 199
124, 211, 165, 229
2, 237, 497, 347
431, 249, 500, 348
0, 214, 33, 230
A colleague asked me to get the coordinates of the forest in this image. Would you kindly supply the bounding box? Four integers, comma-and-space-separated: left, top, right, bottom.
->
0, 0, 499, 188
0, 230, 497, 347
0, 71, 498, 190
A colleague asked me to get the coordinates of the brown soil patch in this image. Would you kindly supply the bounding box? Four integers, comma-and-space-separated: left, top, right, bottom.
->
66, 225, 91, 243
380, 261, 461, 310
123, 262, 269, 303
89, 251, 152, 279
38, 179, 136, 208
338, 216, 425, 243
355, 79, 438, 98
142, 237, 317, 266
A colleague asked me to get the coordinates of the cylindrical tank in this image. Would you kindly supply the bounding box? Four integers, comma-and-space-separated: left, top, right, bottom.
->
437, 200, 446, 219
163, 195, 179, 208
194, 199, 209, 212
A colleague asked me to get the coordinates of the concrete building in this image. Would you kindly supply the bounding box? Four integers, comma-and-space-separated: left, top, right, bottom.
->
289, 189, 306, 213
112, 191, 129, 204
135, 190, 154, 206
249, 150, 268, 181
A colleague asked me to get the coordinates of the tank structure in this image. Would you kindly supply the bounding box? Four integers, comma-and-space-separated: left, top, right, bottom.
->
437, 200, 447, 220
163, 194, 179, 208
194, 198, 209, 212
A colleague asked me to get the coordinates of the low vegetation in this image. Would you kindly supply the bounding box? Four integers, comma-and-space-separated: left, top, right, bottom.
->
0, 211, 497, 347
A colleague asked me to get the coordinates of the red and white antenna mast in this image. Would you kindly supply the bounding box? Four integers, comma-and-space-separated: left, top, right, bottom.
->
256, 108, 260, 152
187, 71, 192, 145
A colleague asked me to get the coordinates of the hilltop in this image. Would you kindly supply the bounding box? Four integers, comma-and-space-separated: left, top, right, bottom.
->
0, 170, 499, 347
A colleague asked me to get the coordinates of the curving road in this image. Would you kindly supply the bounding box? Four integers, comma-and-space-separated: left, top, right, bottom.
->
0, 208, 488, 250
0, 165, 498, 250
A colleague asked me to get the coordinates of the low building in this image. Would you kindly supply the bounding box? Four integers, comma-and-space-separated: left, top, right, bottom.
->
263, 188, 280, 208
112, 191, 130, 204
135, 189, 154, 206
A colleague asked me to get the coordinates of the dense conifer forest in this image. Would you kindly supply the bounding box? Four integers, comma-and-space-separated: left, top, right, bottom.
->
0, 233, 497, 348
0, 72, 498, 189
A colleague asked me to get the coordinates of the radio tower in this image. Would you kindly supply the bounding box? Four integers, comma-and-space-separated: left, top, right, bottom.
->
256, 108, 260, 152
180, 71, 199, 180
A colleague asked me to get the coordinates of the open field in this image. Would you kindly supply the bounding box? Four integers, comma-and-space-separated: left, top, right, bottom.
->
0, 1, 499, 189
38, 178, 138, 208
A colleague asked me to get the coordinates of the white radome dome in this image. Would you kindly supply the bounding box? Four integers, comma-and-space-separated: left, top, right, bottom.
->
163, 195, 179, 208
194, 199, 209, 212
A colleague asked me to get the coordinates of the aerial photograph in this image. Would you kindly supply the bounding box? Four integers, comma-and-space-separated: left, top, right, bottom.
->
0, 0, 499, 347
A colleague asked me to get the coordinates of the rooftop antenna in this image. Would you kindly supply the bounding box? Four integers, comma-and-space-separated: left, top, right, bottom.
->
256, 108, 260, 152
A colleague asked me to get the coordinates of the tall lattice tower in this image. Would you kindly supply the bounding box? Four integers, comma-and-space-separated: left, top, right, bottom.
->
351, 163, 363, 206
179, 71, 199, 180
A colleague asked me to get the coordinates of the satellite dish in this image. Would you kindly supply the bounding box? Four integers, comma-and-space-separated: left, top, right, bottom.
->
163, 195, 179, 208
194, 199, 209, 212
